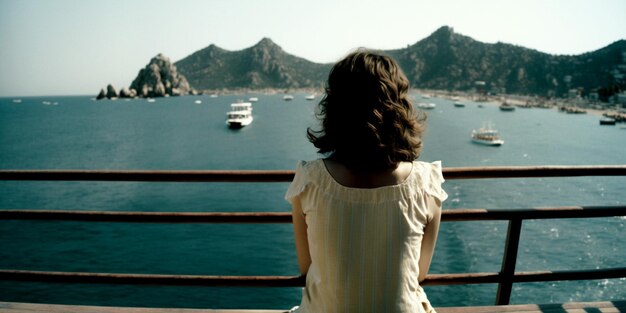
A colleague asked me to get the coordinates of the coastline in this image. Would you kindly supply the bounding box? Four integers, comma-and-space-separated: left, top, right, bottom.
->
414, 88, 626, 119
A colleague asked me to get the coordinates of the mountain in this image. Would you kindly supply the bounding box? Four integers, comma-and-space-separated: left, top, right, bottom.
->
174, 27, 626, 97
386, 26, 626, 97
175, 38, 330, 90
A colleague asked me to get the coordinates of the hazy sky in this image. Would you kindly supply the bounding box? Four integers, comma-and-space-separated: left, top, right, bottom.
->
1, 0, 625, 97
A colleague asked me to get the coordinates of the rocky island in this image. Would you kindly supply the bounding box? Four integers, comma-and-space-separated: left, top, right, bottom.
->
97, 54, 196, 100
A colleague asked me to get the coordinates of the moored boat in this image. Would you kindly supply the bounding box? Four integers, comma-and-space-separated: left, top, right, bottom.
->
226, 102, 253, 128
472, 122, 504, 146
599, 117, 616, 125
417, 102, 436, 109
283, 95, 294, 101
454, 101, 465, 107
500, 102, 515, 111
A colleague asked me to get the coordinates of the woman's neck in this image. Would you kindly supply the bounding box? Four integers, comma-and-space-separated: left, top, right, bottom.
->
323, 158, 412, 188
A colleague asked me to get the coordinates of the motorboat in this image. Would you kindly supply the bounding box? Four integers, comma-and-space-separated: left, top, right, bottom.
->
283, 95, 294, 101
599, 117, 616, 125
226, 102, 253, 128
417, 102, 436, 110
248, 97, 258, 102
305, 94, 315, 100
454, 101, 465, 107
472, 122, 504, 146
500, 102, 516, 111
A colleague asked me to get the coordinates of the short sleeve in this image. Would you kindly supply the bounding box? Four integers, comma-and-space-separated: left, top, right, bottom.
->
423, 161, 448, 203
285, 161, 309, 204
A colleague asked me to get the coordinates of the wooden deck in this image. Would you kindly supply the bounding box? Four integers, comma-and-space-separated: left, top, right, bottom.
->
1, 300, 625, 313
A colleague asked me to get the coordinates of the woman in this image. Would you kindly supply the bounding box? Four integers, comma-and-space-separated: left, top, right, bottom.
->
285, 49, 447, 312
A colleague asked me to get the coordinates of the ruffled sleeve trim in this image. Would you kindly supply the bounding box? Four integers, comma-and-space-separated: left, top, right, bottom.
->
285, 160, 309, 204
419, 160, 448, 203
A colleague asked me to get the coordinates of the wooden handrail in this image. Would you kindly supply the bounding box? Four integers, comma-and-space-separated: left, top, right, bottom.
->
1, 267, 624, 288
1, 165, 625, 182
0, 206, 623, 223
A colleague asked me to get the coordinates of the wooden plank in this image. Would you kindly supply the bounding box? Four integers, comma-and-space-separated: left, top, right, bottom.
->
0, 302, 287, 312
1, 301, 624, 313
436, 300, 626, 313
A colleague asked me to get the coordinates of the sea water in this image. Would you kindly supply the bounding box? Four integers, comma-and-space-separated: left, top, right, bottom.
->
0, 94, 624, 309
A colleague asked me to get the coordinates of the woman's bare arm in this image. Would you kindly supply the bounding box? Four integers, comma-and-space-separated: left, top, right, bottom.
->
418, 195, 442, 282
292, 197, 311, 275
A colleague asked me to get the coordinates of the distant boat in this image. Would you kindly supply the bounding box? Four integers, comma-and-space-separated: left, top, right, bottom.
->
147, 98, 156, 103
209, 94, 218, 98
454, 101, 465, 107
599, 118, 616, 125
305, 94, 315, 100
248, 97, 259, 102
471, 122, 504, 146
226, 102, 253, 129
500, 102, 516, 111
12, 99, 22, 103
417, 102, 436, 110
283, 95, 294, 101
194, 100, 202, 104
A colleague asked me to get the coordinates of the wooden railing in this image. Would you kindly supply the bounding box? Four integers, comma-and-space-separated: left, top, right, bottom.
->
1, 165, 625, 306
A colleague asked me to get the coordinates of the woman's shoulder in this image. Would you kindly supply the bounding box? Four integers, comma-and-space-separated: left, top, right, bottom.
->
411, 160, 448, 202
412, 160, 444, 175
290, 159, 328, 186
286, 159, 322, 202
295, 159, 324, 173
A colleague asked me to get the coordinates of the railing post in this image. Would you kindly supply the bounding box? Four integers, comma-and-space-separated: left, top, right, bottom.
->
495, 218, 522, 305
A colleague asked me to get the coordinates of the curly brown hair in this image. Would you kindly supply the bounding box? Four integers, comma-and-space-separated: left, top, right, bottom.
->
307, 49, 426, 171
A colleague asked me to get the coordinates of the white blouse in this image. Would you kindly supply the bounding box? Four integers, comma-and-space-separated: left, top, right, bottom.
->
286, 159, 448, 313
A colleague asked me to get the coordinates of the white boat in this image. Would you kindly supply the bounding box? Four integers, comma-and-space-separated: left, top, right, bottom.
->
12, 99, 22, 103
599, 118, 616, 125
472, 122, 504, 146
194, 100, 202, 104
248, 97, 258, 102
454, 101, 465, 107
305, 94, 315, 100
226, 102, 253, 128
500, 102, 516, 111
417, 102, 436, 109
283, 95, 294, 101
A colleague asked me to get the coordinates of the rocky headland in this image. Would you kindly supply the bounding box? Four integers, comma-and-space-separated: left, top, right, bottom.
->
97, 54, 196, 100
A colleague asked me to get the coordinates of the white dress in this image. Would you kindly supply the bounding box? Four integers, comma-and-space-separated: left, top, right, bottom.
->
285, 159, 448, 313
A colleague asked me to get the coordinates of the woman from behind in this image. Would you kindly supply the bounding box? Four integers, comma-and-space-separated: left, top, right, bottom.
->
286, 49, 447, 313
